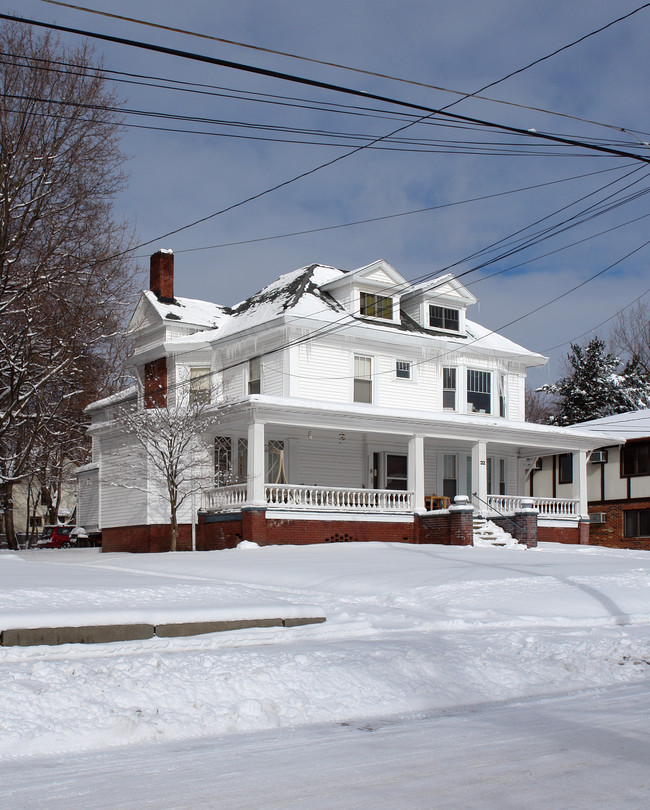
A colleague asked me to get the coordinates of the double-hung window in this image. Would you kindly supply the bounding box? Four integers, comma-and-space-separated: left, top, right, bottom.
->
360, 292, 393, 319
558, 453, 573, 484
354, 355, 372, 403
467, 370, 491, 413
498, 374, 506, 418
443, 367, 456, 410
189, 366, 211, 405
429, 305, 459, 331
248, 356, 261, 395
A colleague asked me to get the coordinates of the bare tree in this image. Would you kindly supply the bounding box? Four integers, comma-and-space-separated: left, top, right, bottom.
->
525, 386, 557, 424
610, 298, 650, 374
116, 399, 223, 552
0, 22, 135, 547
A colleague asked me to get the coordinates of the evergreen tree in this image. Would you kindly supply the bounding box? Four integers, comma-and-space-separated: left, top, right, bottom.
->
538, 337, 650, 426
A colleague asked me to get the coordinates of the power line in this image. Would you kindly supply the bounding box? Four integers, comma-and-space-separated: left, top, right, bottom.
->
3, 12, 648, 165
37, 0, 650, 143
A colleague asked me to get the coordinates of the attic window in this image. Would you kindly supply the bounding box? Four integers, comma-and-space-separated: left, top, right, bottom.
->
360, 292, 393, 320
429, 305, 459, 331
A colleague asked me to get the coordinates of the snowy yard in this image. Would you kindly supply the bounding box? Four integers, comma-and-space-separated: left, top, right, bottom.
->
1, 541, 649, 806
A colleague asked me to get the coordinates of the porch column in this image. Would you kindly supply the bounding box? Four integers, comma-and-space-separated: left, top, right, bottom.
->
247, 420, 266, 505
471, 441, 488, 513
408, 435, 425, 512
572, 449, 588, 517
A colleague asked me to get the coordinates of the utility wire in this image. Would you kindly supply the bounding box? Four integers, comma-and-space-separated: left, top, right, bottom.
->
4, 10, 649, 261
38, 0, 650, 143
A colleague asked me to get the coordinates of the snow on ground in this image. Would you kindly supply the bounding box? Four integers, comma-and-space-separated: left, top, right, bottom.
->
0, 541, 649, 761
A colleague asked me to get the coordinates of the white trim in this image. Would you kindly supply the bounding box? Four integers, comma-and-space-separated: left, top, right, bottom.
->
267, 510, 414, 523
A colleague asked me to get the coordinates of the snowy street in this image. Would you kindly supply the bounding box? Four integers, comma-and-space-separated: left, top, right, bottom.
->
1, 541, 650, 807
1, 683, 648, 809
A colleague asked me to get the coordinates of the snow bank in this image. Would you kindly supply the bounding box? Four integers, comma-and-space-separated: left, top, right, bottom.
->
1, 542, 649, 758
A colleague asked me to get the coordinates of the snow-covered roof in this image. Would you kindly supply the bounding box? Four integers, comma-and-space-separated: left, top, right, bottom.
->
143, 290, 229, 330
566, 409, 650, 442
132, 261, 546, 365
85, 385, 137, 413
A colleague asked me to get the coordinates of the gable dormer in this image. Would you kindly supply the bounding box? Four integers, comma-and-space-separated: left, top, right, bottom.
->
318, 259, 407, 326
400, 274, 477, 336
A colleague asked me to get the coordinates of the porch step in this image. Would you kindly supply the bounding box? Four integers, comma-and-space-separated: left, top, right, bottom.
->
472, 516, 523, 549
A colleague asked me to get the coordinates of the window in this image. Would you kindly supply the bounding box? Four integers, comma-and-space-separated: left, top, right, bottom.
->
266, 440, 287, 484
386, 454, 408, 490
396, 360, 411, 379
189, 366, 211, 405
443, 454, 457, 500
360, 291, 393, 319
488, 458, 507, 494
443, 367, 456, 410
558, 453, 573, 485
354, 355, 372, 403
499, 374, 506, 418
248, 356, 261, 395
625, 509, 650, 537
429, 305, 459, 331
622, 442, 650, 477
237, 438, 248, 482
467, 370, 491, 413
214, 436, 233, 485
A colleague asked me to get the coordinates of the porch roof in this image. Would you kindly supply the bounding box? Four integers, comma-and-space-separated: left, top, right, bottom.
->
212, 395, 620, 456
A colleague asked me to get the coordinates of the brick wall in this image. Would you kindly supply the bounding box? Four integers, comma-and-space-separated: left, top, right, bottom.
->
102, 523, 192, 553
537, 525, 580, 544
588, 498, 650, 551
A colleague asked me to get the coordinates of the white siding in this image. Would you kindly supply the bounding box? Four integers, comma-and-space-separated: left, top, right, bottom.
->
297, 436, 366, 488
262, 351, 283, 396
298, 342, 349, 402
99, 431, 148, 528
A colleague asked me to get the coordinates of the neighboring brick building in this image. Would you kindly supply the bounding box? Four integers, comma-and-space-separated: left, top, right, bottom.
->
571, 410, 650, 551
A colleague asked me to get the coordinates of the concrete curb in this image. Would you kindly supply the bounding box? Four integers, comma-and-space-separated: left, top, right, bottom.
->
1, 616, 326, 647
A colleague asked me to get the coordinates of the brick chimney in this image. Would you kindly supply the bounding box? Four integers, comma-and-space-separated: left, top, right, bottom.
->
150, 249, 174, 300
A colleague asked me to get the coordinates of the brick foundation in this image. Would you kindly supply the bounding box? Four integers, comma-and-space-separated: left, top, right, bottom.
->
537, 525, 581, 544
102, 524, 193, 553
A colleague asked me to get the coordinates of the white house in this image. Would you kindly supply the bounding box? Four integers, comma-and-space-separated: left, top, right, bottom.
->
529, 409, 650, 550
77, 251, 617, 552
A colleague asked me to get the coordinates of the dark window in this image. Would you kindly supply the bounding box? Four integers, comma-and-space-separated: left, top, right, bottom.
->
622, 442, 650, 477
443, 368, 456, 410
624, 509, 650, 537
386, 454, 408, 490
467, 370, 491, 413
558, 453, 573, 484
396, 360, 411, 379
429, 305, 459, 331
360, 292, 393, 319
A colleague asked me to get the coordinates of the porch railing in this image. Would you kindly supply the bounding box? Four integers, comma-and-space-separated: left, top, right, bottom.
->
202, 483, 248, 511
487, 495, 579, 517
202, 483, 413, 513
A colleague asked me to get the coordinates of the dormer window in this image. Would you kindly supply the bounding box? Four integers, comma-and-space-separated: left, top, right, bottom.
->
429, 305, 459, 331
360, 292, 393, 320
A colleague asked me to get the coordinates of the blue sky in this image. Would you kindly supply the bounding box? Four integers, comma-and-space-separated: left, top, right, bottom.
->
13, 0, 650, 385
